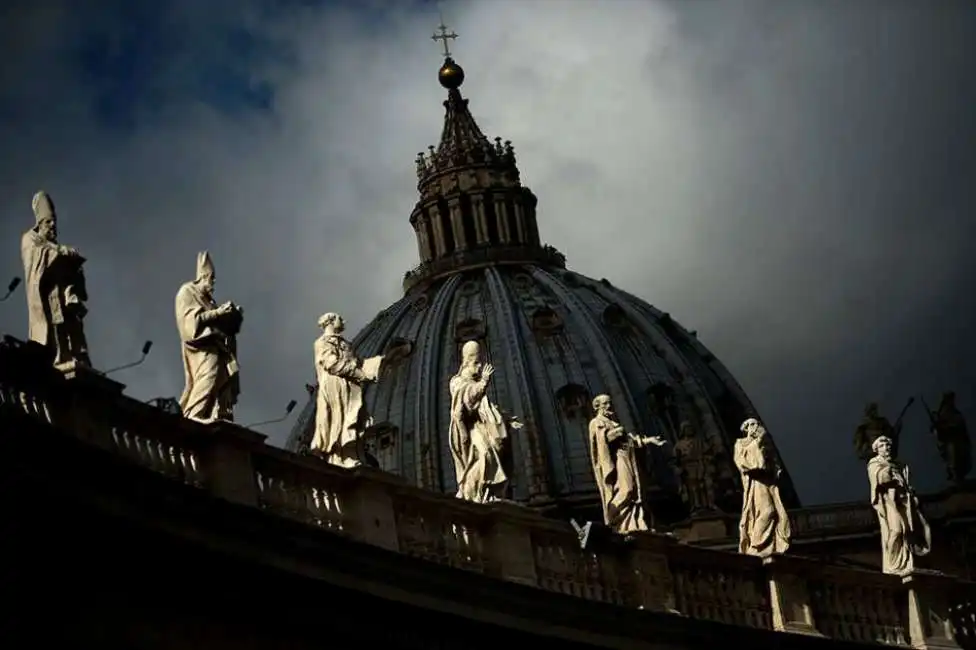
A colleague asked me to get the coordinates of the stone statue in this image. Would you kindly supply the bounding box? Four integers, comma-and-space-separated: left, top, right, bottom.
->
673, 420, 717, 514
854, 399, 913, 461
867, 435, 932, 575
734, 418, 792, 557
588, 394, 668, 534
310, 313, 383, 468
924, 392, 971, 484
448, 340, 521, 503
175, 252, 243, 424
20, 191, 91, 368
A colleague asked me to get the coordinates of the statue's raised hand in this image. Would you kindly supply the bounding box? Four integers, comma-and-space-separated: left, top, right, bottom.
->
482, 363, 495, 381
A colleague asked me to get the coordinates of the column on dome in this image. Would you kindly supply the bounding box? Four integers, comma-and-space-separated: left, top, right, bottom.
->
412, 212, 429, 262
521, 190, 541, 247
512, 200, 527, 244
428, 205, 447, 257
448, 197, 467, 251
471, 194, 489, 245
436, 198, 456, 254
494, 197, 511, 244
414, 224, 426, 261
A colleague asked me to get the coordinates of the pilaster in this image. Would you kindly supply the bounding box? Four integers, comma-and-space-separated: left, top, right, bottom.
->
903, 570, 963, 649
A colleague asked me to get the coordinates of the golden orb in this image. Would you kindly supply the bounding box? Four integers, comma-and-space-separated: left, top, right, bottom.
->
438, 58, 465, 89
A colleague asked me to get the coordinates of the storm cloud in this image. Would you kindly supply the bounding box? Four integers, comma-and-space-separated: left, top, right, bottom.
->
1, 0, 974, 504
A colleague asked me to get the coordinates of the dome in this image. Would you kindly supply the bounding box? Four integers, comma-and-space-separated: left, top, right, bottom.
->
287, 53, 801, 524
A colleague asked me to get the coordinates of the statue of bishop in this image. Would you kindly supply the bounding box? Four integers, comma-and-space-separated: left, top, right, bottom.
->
588, 394, 668, 533
448, 341, 521, 503
175, 252, 243, 424
20, 191, 91, 368
311, 312, 384, 468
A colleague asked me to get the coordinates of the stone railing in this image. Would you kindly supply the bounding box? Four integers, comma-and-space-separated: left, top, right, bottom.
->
675, 494, 960, 551
0, 336, 972, 649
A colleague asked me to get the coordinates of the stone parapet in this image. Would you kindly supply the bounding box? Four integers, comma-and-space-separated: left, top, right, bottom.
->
1, 334, 974, 648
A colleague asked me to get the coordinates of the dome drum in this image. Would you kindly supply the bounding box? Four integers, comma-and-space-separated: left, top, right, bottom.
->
410, 187, 543, 265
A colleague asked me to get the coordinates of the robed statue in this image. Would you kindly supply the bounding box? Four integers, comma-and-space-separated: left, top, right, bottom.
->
854, 399, 913, 461
588, 394, 667, 533
311, 312, 383, 468
734, 418, 792, 557
20, 191, 91, 367
175, 252, 243, 424
867, 435, 932, 575
448, 341, 521, 503
924, 392, 971, 484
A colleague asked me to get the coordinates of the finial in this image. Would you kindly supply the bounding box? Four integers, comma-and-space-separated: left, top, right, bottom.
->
431, 5, 464, 89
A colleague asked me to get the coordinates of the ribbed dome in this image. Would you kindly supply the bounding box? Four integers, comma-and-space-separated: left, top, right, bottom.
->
288, 262, 802, 520
286, 50, 802, 524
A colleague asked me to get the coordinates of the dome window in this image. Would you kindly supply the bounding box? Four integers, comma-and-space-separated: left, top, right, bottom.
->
411, 294, 430, 313
512, 273, 534, 293
530, 307, 563, 334
454, 317, 486, 342
647, 382, 676, 415
458, 280, 481, 297
602, 304, 629, 329
555, 384, 590, 420
383, 337, 415, 367
562, 271, 582, 288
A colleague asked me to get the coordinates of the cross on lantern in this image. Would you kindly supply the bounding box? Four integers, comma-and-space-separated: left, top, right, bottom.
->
431, 21, 458, 58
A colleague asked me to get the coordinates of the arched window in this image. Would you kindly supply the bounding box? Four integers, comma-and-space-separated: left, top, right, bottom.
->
530, 307, 563, 335
602, 303, 629, 329
454, 317, 486, 342
555, 384, 590, 420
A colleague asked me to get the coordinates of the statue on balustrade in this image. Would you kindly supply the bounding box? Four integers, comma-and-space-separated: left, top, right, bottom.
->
311, 312, 384, 468
175, 252, 243, 424
734, 418, 792, 557
867, 435, 931, 575
854, 399, 913, 461
588, 394, 668, 534
449, 340, 522, 503
673, 420, 718, 514
20, 191, 91, 368
924, 391, 971, 484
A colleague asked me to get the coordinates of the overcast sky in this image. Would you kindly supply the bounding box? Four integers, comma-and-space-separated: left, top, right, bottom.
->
1, 0, 973, 505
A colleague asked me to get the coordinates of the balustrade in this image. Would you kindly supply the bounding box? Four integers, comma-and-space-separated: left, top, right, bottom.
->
1, 336, 974, 647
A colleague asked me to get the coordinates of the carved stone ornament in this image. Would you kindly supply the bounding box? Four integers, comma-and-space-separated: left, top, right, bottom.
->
734, 418, 792, 557
310, 312, 384, 468
175, 251, 243, 424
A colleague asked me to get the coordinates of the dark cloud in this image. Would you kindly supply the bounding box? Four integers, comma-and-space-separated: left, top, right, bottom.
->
1, 0, 974, 504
